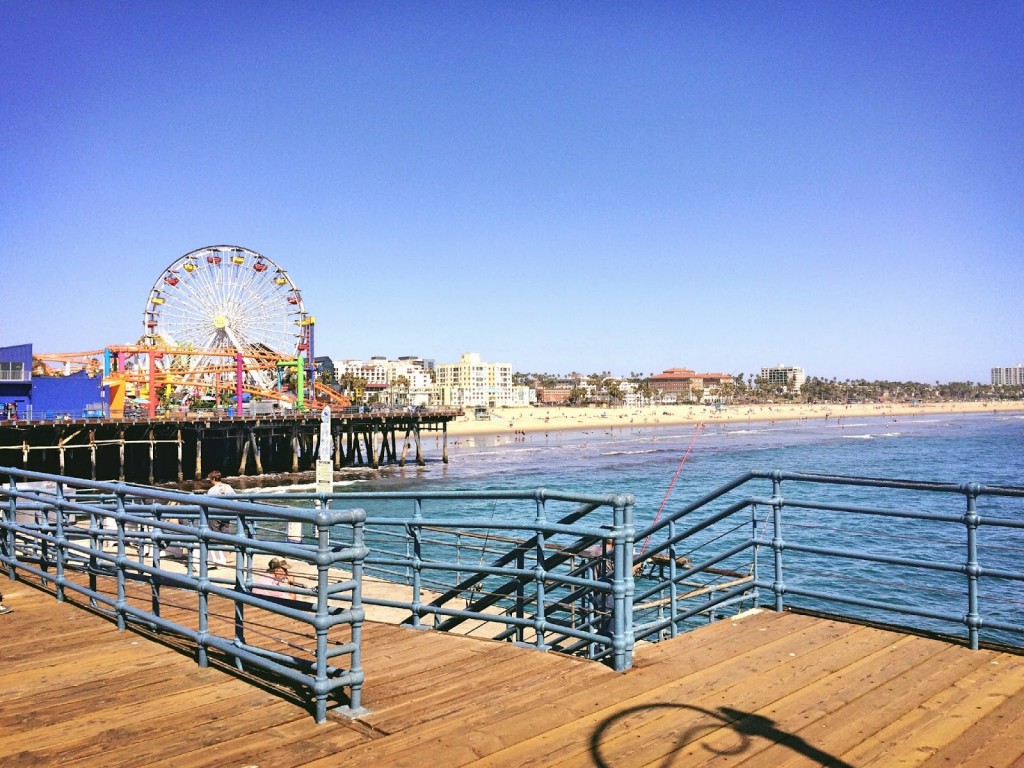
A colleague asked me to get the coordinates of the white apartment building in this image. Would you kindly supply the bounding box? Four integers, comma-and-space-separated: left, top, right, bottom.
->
992, 365, 1024, 386
759, 364, 806, 393
435, 352, 532, 408
332, 356, 435, 405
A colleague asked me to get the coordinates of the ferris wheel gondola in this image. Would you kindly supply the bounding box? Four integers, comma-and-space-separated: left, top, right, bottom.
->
143, 245, 309, 394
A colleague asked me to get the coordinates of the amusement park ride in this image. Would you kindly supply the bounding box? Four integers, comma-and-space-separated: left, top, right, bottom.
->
34, 245, 349, 419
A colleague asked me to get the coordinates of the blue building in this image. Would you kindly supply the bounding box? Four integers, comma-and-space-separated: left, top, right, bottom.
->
0, 344, 108, 421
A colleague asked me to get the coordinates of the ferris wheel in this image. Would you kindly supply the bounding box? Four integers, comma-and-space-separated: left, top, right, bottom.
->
143, 245, 309, 392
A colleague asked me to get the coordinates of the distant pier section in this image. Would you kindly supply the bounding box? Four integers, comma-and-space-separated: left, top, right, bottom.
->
0, 407, 463, 485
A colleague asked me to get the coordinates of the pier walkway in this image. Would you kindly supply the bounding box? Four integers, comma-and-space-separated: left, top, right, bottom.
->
3, 578, 1023, 768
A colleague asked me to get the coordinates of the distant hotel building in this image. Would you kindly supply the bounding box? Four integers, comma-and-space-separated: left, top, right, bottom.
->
648, 367, 734, 403
435, 352, 533, 408
991, 364, 1024, 386
759, 364, 806, 394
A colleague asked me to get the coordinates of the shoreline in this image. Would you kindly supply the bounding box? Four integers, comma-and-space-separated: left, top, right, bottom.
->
444, 400, 1024, 439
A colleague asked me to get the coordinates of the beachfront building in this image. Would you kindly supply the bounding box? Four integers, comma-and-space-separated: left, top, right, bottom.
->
331, 356, 435, 406
992, 365, 1024, 387
648, 368, 734, 404
759, 364, 806, 394
536, 384, 574, 405
0, 343, 109, 420
435, 352, 533, 409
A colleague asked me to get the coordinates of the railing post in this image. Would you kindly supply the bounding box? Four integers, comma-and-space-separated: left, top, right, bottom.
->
750, 502, 760, 610
526, 494, 549, 649
196, 501, 211, 667
2, 476, 15, 578
347, 511, 366, 715
771, 474, 785, 613
54, 481, 67, 602
409, 498, 423, 629
666, 518, 678, 639
114, 490, 128, 631
611, 494, 635, 672
963, 484, 981, 651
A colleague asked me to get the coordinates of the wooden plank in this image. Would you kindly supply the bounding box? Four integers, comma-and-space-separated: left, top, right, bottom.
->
461, 615, 864, 768
693, 635, 958, 768
837, 649, 1024, 767
753, 644, 1015, 768
548, 626, 909, 768
3, 581, 1024, 768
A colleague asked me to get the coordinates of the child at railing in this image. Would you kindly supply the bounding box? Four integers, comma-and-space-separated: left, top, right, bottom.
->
253, 558, 299, 597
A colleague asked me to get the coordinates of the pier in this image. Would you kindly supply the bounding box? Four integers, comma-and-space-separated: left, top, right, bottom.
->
2, 466, 1022, 766
3, 579, 1023, 767
0, 407, 462, 484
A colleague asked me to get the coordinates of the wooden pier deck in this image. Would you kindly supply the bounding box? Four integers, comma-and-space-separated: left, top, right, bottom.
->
2, 581, 1023, 767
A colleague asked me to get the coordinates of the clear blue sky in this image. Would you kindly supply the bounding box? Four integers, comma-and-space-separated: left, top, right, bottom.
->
2, 2, 1021, 383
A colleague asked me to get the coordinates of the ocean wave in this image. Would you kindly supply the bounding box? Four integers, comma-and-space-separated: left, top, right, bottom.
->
256, 478, 366, 493
601, 449, 659, 456
842, 434, 875, 440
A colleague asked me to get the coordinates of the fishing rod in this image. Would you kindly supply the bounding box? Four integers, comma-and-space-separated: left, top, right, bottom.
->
638, 422, 704, 557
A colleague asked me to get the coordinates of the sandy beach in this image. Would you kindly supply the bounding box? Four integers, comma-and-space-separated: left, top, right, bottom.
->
445, 400, 1024, 438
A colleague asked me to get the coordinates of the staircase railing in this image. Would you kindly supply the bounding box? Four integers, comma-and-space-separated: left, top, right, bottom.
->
258, 488, 638, 671
1, 467, 367, 722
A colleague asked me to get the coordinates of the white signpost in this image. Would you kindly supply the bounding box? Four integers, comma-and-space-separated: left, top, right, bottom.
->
316, 405, 334, 494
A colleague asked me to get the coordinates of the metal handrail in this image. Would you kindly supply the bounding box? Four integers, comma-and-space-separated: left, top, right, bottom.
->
251, 488, 638, 671
634, 470, 1024, 651
0, 467, 368, 723
6, 464, 1023, 726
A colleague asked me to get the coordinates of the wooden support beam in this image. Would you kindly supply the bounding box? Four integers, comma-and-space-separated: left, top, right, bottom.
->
250, 429, 263, 474
415, 425, 424, 466
195, 430, 203, 480
443, 422, 449, 464
239, 436, 250, 476
367, 428, 378, 469
400, 428, 411, 467
176, 429, 184, 482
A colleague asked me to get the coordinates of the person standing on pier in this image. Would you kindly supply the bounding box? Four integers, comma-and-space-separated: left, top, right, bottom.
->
205, 470, 234, 567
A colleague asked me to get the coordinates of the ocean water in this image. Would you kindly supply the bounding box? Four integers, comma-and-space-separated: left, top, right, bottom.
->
320, 410, 1023, 645
355, 410, 1024, 529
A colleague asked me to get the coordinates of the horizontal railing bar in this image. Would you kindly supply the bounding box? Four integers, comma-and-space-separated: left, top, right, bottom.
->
781, 541, 969, 575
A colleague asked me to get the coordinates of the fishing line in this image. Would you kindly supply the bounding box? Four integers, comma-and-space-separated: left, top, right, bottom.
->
639, 422, 704, 557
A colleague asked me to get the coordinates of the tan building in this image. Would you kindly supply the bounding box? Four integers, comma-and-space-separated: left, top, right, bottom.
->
648, 368, 734, 402
435, 352, 533, 408
536, 386, 573, 404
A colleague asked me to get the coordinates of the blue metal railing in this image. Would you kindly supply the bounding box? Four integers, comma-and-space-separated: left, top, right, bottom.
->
245, 489, 638, 671
5, 465, 1022, 724
633, 470, 1024, 651
0, 468, 368, 723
